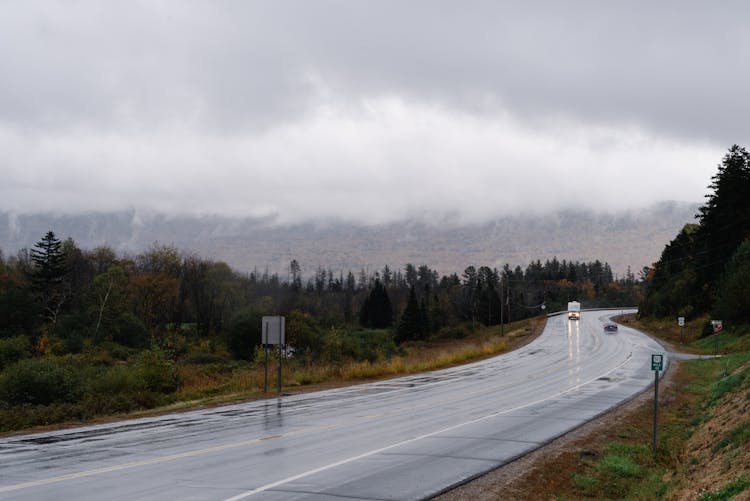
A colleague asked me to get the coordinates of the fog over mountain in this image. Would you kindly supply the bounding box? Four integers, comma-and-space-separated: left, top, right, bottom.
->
1, 202, 696, 278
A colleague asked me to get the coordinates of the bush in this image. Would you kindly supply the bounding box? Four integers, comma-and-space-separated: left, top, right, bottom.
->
433, 324, 473, 340
183, 352, 228, 365
286, 310, 324, 358
320, 327, 353, 364
111, 313, 149, 348
136, 347, 181, 394
87, 364, 143, 396
225, 308, 263, 360
55, 314, 89, 354
348, 329, 397, 362
0, 335, 32, 370
0, 357, 82, 406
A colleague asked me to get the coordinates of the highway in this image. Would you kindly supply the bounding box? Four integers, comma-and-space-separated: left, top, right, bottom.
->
0, 310, 666, 500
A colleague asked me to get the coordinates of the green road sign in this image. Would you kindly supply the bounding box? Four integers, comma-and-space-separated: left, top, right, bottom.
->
651, 354, 663, 371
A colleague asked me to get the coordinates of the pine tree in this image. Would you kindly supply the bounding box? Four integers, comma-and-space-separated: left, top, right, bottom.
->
29, 231, 69, 324
396, 285, 422, 343
30, 231, 67, 289
358, 279, 393, 328
695, 145, 750, 304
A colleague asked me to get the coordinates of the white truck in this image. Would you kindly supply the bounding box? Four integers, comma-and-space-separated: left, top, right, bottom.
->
567, 301, 581, 320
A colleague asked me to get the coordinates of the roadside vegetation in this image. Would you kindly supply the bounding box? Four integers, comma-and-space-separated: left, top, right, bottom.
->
0, 316, 543, 433
531, 316, 750, 501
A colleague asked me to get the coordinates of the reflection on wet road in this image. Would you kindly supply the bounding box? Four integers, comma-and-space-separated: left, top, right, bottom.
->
0, 309, 666, 500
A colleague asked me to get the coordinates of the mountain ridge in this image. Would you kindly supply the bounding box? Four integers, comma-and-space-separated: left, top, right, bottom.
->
0, 202, 697, 278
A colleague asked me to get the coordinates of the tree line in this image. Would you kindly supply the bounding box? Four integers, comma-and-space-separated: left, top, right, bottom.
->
640, 144, 750, 326
0, 236, 638, 357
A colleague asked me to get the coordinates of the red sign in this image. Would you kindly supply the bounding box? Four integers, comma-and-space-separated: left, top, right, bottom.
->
712, 320, 723, 334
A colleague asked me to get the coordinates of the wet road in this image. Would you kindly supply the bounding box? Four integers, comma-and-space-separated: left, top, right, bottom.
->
0, 310, 666, 500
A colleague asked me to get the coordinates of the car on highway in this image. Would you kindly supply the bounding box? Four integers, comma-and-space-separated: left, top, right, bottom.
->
603, 322, 618, 333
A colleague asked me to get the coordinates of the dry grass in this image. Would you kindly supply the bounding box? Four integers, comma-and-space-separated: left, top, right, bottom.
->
169, 317, 543, 412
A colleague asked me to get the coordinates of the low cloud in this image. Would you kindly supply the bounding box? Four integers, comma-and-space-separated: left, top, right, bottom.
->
0, 96, 720, 224
0, 1, 743, 223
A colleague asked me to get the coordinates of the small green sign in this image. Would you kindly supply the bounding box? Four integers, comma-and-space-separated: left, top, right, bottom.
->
651, 354, 663, 371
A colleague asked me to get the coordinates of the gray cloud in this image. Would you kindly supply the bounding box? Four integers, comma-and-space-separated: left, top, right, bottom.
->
0, 1, 744, 223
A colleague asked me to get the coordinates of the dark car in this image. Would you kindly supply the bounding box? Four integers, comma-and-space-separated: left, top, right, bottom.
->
603, 322, 618, 333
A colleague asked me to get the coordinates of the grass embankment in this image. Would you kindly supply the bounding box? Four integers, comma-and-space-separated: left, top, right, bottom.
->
501, 314, 750, 500
0, 317, 544, 434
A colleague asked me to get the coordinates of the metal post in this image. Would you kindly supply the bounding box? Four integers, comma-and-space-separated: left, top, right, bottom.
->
500, 284, 504, 336
715, 333, 718, 356
652, 369, 659, 454
263, 324, 268, 393
277, 321, 282, 395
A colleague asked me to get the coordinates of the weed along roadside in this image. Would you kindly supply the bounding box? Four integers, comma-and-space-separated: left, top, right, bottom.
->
0, 317, 545, 435
436, 313, 750, 501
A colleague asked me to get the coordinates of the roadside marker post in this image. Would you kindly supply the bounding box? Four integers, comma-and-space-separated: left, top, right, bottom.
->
711, 320, 723, 356
262, 316, 286, 395
678, 316, 685, 343
651, 354, 663, 454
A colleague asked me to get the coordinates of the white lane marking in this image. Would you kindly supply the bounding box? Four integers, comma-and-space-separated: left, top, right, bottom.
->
222, 352, 633, 500
0, 429, 312, 493
2, 313, 641, 495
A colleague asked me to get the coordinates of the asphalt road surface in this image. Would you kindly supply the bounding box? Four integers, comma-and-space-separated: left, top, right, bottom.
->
0, 309, 666, 500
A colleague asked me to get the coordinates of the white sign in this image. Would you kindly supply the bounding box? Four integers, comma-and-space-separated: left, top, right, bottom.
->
651, 354, 663, 371
678, 317, 685, 327
262, 316, 286, 345
711, 320, 723, 335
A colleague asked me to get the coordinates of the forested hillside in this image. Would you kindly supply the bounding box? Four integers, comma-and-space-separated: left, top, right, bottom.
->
640, 145, 750, 324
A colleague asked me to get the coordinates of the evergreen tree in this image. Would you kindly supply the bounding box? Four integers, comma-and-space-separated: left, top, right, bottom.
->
641, 145, 750, 318
358, 279, 393, 328
30, 231, 67, 290
30, 231, 70, 324
289, 259, 302, 291
396, 286, 422, 343
713, 239, 750, 323
695, 145, 750, 306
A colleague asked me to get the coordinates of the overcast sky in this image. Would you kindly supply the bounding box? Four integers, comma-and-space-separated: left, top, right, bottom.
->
1, 1, 747, 224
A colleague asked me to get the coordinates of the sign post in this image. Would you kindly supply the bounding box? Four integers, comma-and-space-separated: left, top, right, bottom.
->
711, 320, 723, 356
262, 316, 286, 395
651, 354, 663, 454
677, 316, 685, 343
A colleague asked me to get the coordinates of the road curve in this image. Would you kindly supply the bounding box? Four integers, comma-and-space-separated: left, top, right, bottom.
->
0, 309, 666, 500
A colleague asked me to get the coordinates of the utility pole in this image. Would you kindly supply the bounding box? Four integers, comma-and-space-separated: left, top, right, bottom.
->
500, 283, 504, 336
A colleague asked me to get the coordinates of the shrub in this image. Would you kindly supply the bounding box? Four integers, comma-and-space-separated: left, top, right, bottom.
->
0, 335, 32, 370
183, 352, 228, 365
319, 327, 347, 364
55, 314, 89, 354
136, 347, 181, 393
348, 329, 397, 362
286, 310, 324, 358
433, 324, 473, 340
0, 357, 81, 406
87, 364, 143, 396
225, 308, 263, 360
111, 312, 149, 348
